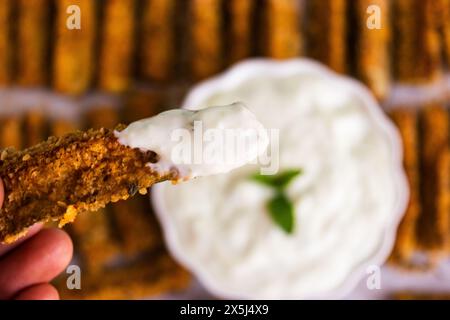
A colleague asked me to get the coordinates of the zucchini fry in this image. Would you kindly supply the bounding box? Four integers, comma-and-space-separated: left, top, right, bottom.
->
16, 0, 50, 86
306, 0, 348, 73
53, 0, 97, 94
263, 0, 302, 59
140, 0, 176, 82
189, 0, 223, 80
98, 0, 136, 92
353, 0, 391, 100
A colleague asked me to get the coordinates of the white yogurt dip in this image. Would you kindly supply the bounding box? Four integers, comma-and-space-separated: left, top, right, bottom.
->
115, 102, 268, 179
152, 60, 407, 299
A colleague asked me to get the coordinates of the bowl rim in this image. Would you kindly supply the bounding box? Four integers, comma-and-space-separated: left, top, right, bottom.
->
152, 58, 410, 299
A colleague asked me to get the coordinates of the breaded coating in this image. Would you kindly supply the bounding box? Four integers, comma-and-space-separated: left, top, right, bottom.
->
417, 105, 449, 252
353, 0, 391, 100
388, 109, 421, 265
226, 0, 256, 64
189, 0, 223, 80
16, 0, 50, 86
24, 110, 48, 147
263, 0, 302, 59
112, 195, 163, 257
0, 127, 176, 243
0, 0, 13, 85
69, 106, 121, 273
140, 0, 176, 82
56, 252, 191, 300
306, 0, 347, 74
98, 0, 136, 92
53, 0, 97, 94
393, 0, 442, 82
0, 117, 23, 150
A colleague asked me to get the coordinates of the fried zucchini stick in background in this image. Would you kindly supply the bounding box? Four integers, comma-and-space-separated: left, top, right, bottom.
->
189, 0, 223, 80
57, 253, 190, 299
70, 107, 121, 273
98, 0, 135, 92
393, 292, 450, 300
437, 149, 450, 252
70, 206, 120, 273
0, 117, 23, 150
263, 0, 302, 59
140, 0, 176, 82
123, 87, 165, 123
393, 0, 442, 83
112, 195, 162, 257
306, 0, 347, 74
24, 110, 48, 147
354, 0, 391, 101
388, 109, 421, 265
226, 0, 256, 64
0, 127, 176, 243
417, 105, 449, 253
53, 0, 97, 94
0, 0, 13, 85
16, 0, 50, 86
51, 119, 80, 137
440, 0, 450, 67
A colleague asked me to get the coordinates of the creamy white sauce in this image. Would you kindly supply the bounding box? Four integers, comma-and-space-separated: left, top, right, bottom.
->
154, 69, 400, 299
115, 102, 268, 179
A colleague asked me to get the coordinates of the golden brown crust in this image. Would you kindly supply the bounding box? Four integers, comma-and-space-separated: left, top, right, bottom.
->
0, 126, 175, 243
69, 107, 122, 273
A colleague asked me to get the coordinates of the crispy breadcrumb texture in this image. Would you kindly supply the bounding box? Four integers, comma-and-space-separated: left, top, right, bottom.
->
0, 126, 176, 243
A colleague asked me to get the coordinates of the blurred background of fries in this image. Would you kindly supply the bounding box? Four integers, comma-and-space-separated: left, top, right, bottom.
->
0, 0, 449, 299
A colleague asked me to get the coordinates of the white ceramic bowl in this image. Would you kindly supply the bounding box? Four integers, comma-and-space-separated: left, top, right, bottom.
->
152, 58, 409, 299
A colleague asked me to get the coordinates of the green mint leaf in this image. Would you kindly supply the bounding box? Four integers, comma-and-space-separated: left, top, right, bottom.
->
251, 168, 302, 190
267, 192, 295, 234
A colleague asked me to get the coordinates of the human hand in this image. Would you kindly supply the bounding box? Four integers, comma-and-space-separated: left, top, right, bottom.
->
0, 178, 73, 300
